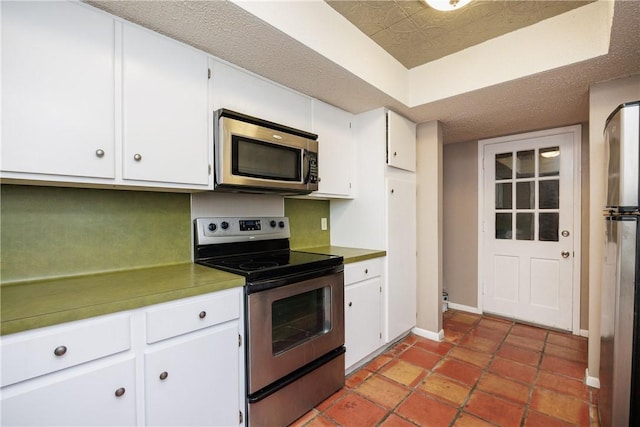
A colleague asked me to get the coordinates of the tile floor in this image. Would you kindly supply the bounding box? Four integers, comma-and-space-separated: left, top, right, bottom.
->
291, 310, 598, 426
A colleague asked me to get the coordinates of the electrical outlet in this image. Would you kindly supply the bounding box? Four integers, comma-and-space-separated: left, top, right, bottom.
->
321, 218, 328, 231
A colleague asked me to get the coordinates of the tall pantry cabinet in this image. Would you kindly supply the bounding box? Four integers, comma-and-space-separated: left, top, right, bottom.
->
331, 108, 417, 344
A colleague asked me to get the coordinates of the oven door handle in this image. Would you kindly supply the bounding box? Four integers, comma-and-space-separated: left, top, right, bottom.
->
246, 264, 343, 294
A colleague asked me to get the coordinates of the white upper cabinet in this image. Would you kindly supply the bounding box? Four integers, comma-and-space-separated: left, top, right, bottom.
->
121, 24, 210, 187
387, 110, 416, 172
209, 60, 312, 131
310, 100, 354, 198
1, 1, 116, 179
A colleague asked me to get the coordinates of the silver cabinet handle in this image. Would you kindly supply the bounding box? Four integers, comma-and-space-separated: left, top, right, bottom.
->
53, 346, 67, 357
348, 302, 352, 307
393, 152, 397, 157
159, 371, 168, 381
95, 149, 105, 158
364, 269, 369, 275
199, 311, 207, 319
133, 153, 142, 161
561, 251, 570, 258
114, 387, 126, 397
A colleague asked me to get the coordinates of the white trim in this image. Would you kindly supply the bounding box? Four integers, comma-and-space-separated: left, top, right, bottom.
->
478, 125, 582, 332
586, 368, 601, 388
412, 327, 444, 342
580, 329, 589, 338
447, 302, 482, 314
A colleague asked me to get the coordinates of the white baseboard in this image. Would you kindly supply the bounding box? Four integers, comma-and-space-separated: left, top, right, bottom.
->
447, 302, 482, 314
579, 329, 589, 338
412, 327, 444, 342
585, 368, 600, 388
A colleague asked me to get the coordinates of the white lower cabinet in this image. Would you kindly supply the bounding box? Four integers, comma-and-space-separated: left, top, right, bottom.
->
344, 259, 383, 371
0, 288, 244, 426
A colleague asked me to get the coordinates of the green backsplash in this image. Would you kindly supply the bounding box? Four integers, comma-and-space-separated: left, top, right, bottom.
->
1, 185, 191, 283
284, 198, 330, 249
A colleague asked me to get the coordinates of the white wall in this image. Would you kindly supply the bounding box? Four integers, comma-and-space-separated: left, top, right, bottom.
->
587, 74, 640, 382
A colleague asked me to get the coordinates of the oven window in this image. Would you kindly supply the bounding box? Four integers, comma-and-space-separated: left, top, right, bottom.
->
271, 287, 331, 355
232, 136, 301, 181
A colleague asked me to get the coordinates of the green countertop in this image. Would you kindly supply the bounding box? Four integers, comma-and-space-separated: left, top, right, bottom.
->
0, 263, 245, 336
297, 246, 386, 264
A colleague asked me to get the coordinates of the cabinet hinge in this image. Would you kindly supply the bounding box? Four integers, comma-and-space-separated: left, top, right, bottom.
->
238, 334, 242, 347
379, 332, 382, 339
208, 164, 212, 175
208, 68, 211, 79
379, 286, 382, 293
239, 411, 243, 424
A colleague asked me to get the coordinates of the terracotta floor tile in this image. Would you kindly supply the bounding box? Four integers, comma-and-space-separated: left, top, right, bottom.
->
505, 333, 545, 352
324, 392, 387, 426
418, 373, 472, 406
497, 343, 541, 366
315, 388, 347, 412
464, 391, 525, 426
444, 319, 475, 333
524, 410, 575, 427
305, 414, 339, 427
448, 346, 492, 368
540, 355, 585, 380
395, 392, 458, 427
547, 331, 588, 352
398, 346, 442, 370
401, 334, 420, 346
385, 342, 411, 358
450, 312, 482, 325
345, 368, 373, 389
510, 323, 548, 340
535, 370, 590, 401
459, 332, 501, 353
379, 413, 417, 427
476, 372, 531, 405
488, 356, 538, 384
366, 354, 394, 372
434, 358, 482, 386
355, 374, 411, 410
453, 412, 498, 427
443, 328, 467, 345
469, 325, 508, 342
381, 359, 427, 387
529, 388, 590, 425
413, 337, 454, 356
544, 342, 588, 363
477, 316, 513, 331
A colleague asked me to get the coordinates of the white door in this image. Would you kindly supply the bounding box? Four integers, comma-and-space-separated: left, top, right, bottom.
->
481, 127, 579, 331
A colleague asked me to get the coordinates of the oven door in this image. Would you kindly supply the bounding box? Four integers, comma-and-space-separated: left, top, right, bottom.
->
246, 269, 344, 395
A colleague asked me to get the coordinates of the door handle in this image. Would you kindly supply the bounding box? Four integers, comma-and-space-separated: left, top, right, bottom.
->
561, 251, 570, 258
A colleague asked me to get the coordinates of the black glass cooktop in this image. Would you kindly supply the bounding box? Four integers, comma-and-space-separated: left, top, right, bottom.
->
196, 250, 343, 283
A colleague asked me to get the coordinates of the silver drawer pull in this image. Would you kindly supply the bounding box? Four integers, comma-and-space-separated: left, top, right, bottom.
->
348, 302, 352, 307
365, 269, 369, 274
159, 371, 168, 381
95, 149, 105, 158
53, 346, 67, 357
115, 387, 126, 397
199, 311, 207, 319
133, 153, 142, 161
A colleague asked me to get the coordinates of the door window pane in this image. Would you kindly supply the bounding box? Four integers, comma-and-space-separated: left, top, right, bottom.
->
496, 183, 512, 209
539, 180, 559, 209
516, 213, 534, 240
539, 146, 560, 177
516, 181, 535, 209
516, 150, 535, 178
539, 213, 559, 241
496, 213, 512, 239
495, 152, 513, 180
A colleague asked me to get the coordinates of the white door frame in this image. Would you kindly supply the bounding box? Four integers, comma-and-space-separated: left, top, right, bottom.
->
477, 125, 582, 335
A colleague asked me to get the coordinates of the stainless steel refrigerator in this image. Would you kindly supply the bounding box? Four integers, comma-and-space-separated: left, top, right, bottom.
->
600, 100, 640, 427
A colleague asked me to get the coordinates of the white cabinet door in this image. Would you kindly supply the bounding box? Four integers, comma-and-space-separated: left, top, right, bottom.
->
311, 101, 354, 198
387, 110, 416, 172
122, 24, 209, 186
385, 178, 417, 342
1, 358, 136, 426
1, 1, 115, 179
345, 277, 382, 370
144, 323, 240, 426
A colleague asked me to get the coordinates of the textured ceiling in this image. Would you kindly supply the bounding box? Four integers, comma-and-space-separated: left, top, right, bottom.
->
326, 0, 593, 68
86, 0, 640, 144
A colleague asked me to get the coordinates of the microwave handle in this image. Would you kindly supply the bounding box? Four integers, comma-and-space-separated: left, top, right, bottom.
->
303, 149, 311, 184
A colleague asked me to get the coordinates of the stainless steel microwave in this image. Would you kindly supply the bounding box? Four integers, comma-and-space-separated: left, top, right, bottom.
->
213, 109, 319, 195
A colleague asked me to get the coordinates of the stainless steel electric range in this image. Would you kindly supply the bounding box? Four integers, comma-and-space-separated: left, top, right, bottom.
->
193, 217, 345, 426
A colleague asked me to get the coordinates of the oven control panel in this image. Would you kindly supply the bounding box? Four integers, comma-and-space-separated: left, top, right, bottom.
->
195, 216, 290, 244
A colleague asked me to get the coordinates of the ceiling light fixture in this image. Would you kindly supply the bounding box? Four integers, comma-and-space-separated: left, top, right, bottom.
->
424, 0, 472, 12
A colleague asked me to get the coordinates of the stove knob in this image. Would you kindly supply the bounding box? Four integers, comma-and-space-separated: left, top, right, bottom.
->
221, 221, 229, 230
208, 223, 217, 232
278, 221, 285, 228
270, 220, 277, 228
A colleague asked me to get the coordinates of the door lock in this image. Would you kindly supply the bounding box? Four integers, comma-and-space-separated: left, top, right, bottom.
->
561, 251, 571, 258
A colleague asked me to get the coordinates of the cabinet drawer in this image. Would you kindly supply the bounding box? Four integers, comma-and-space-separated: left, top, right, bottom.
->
146, 289, 240, 344
1, 314, 131, 387
344, 259, 382, 285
